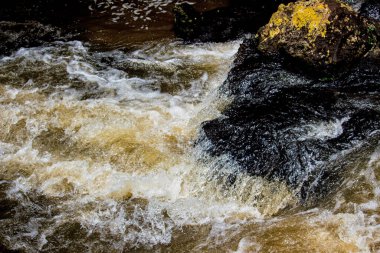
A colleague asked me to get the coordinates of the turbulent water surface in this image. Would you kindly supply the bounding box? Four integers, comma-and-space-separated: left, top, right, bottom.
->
0, 1, 379, 253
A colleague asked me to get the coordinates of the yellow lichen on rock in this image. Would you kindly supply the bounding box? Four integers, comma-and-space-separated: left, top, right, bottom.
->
291, 1, 331, 39
263, 0, 331, 41
266, 4, 289, 39
258, 0, 374, 69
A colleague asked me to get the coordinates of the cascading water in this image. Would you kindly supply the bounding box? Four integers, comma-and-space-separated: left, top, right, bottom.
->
0, 0, 379, 252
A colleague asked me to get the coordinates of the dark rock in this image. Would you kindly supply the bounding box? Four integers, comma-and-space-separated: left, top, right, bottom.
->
198, 37, 380, 203
173, 0, 293, 42
0, 0, 93, 55
258, 0, 377, 74
0, 21, 66, 56
0, 0, 92, 25
0, 244, 22, 253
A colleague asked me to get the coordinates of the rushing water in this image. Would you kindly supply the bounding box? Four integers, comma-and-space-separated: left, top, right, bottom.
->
0, 38, 378, 253
0, 1, 379, 252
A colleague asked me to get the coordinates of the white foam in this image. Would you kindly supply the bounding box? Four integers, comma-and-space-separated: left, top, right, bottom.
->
231, 237, 261, 253
298, 117, 350, 141
3, 39, 377, 252
0, 40, 270, 250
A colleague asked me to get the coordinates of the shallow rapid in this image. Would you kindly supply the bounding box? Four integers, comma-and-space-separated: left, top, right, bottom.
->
0, 21, 379, 253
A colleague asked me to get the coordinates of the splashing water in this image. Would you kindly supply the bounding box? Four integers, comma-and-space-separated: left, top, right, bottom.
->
0, 38, 379, 252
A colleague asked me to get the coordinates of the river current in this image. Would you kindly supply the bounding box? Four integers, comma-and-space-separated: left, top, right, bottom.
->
0, 1, 379, 252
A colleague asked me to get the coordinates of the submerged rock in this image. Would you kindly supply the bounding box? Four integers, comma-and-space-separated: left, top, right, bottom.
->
173, 0, 293, 42
198, 37, 380, 203
258, 0, 377, 73
0, 0, 92, 54
0, 21, 65, 56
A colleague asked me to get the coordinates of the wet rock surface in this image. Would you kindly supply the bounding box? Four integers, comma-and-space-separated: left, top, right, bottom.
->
173, 0, 293, 42
0, 21, 66, 56
0, 0, 92, 56
360, 0, 380, 21
195, 0, 380, 204
198, 38, 380, 203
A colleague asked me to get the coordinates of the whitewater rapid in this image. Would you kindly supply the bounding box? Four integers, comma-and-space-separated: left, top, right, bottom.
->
0, 40, 378, 252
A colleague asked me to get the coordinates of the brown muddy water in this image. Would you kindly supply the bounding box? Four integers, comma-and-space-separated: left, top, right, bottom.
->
0, 0, 379, 252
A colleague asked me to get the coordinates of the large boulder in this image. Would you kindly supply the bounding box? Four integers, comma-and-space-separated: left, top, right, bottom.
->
258, 0, 377, 73
198, 37, 380, 203
173, 0, 293, 42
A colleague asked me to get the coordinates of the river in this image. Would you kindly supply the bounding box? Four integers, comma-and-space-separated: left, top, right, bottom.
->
0, 0, 379, 252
